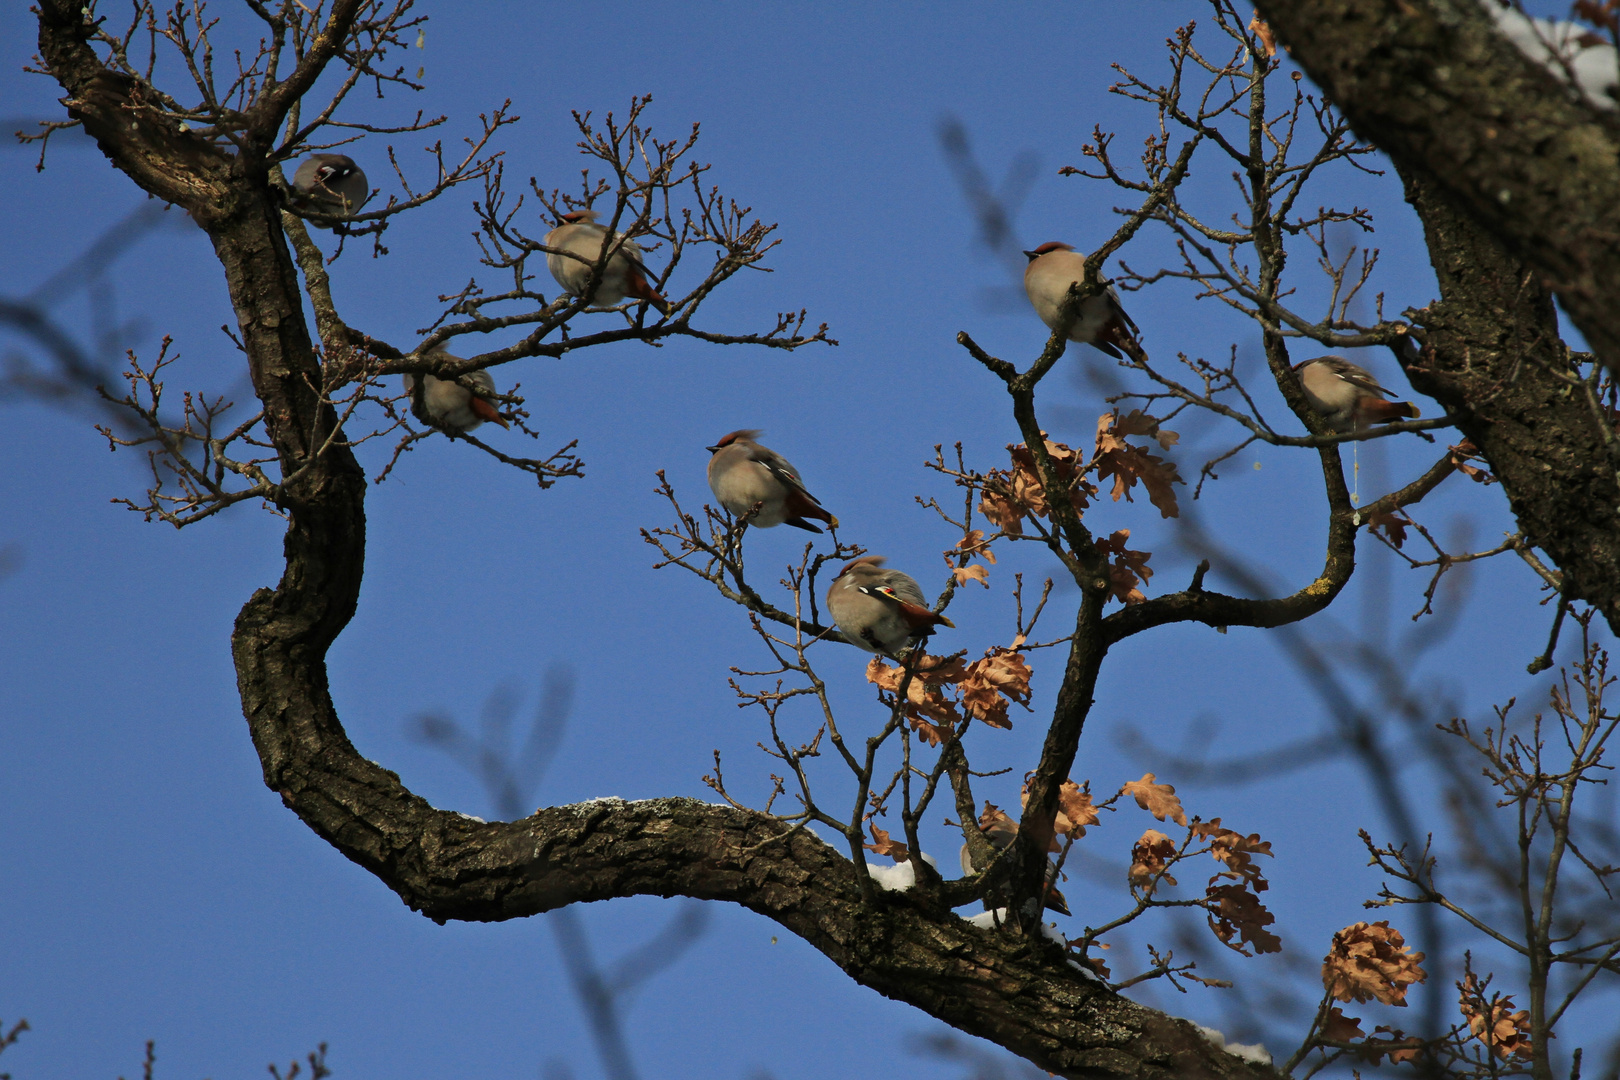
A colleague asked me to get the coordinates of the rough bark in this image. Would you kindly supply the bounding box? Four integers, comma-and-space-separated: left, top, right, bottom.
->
1248, 0, 1620, 631
1396, 168, 1620, 629
1251, 0, 1620, 367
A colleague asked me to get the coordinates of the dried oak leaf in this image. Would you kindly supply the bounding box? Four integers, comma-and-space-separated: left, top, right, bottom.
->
979, 483, 1025, 536
1322, 921, 1427, 1007
1458, 974, 1535, 1060
1019, 776, 1099, 843
865, 656, 962, 725
1320, 1006, 1364, 1044
958, 650, 1033, 730
1095, 411, 1184, 519
1192, 818, 1272, 891
950, 529, 997, 564
1130, 828, 1179, 892
1367, 508, 1411, 549
864, 824, 910, 863
1367, 1026, 1423, 1066
1008, 437, 1096, 522
1248, 14, 1277, 56
953, 563, 990, 588
1206, 880, 1282, 955
1448, 439, 1497, 485
1121, 772, 1188, 827
1094, 529, 1153, 605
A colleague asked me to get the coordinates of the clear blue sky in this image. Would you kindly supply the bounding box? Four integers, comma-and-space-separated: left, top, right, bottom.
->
0, 3, 1594, 1078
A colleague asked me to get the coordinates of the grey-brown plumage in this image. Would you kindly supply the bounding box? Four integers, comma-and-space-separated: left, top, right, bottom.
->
403, 346, 508, 433
290, 154, 370, 217
1293, 355, 1420, 434
1022, 241, 1139, 358
706, 430, 837, 532
544, 209, 671, 313
827, 556, 953, 658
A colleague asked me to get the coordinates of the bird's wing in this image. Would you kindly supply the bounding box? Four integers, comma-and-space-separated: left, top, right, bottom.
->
1321, 357, 1393, 398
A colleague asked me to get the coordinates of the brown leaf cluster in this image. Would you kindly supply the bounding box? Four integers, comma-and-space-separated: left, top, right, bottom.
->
865, 655, 961, 746
1458, 974, 1534, 1060
864, 824, 910, 863
1322, 921, 1427, 1007
948, 530, 994, 588
978, 437, 1097, 535
1094, 529, 1153, 604
1121, 773, 1188, 826
1192, 818, 1272, 892
1129, 829, 1179, 892
1206, 881, 1282, 955
958, 649, 1032, 729
1095, 410, 1183, 519
1206, 882, 1281, 955
867, 648, 1031, 736
1020, 776, 1100, 841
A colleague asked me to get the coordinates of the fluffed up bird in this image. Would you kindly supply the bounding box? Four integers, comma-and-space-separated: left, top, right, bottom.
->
958, 813, 1072, 917
1023, 241, 1140, 358
290, 154, 370, 218
545, 209, 671, 314
827, 556, 954, 659
706, 430, 837, 533
403, 347, 508, 434
1293, 355, 1420, 434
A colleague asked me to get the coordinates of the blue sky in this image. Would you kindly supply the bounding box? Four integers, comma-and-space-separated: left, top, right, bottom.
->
0, 3, 1602, 1078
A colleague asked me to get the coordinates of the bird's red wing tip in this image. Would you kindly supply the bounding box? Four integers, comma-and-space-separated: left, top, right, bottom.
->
469, 397, 508, 428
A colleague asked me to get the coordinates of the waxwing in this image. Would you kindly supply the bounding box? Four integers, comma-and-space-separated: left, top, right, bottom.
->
1023, 241, 1140, 358
958, 806, 1072, 917
403, 347, 508, 434
544, 209, 671, 314
827, 556, 954, 659
1293, 355, 1420, 434
290, 154, 370, 217
706, 430, 837, 532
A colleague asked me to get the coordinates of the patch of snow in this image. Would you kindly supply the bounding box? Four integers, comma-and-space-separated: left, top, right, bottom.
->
960, 907, 1067, 945
867, 851, 938, 892
455, 812, 486, 823
1066, 958, 1103, 982
1483, 0, 1618, 108
1195, 1024, 1273, 1066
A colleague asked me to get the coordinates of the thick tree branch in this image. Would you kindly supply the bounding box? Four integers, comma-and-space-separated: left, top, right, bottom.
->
1252, 0, 1620, 368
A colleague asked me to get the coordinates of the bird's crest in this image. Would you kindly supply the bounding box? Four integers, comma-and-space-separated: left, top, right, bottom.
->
560, 208, 600, 224
1026, 241, 1075, 258
836, 555, 886, 579
711, 429, 762, 449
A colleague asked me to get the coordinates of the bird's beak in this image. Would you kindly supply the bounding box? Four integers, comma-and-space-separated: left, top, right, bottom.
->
1022, 249, 1038, 260
705, 445, 721, 453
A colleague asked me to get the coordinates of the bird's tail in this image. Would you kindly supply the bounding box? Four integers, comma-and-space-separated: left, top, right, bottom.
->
1361, 397, 1420, 424
627, 271, 672, 315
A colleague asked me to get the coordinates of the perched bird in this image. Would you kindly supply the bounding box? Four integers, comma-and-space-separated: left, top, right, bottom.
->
1023, 241, 1140, 358
706, 430, 837, 532
290, 154, 370, 217
1293, 355, 1420, 434
544, 209, 671, 313
958, 816, 1072, 917
403, 347, 508, 434
827, 556, 954, 659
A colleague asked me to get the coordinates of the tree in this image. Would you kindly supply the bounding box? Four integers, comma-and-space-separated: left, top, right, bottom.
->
11, 0, 1619, 1076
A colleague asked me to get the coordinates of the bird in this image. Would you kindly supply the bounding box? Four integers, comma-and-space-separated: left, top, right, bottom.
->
1293, 355, 1420, 434
403, 347, 509, 434
544, 209, 671, 314
827, 556, 954, 659
958, 807, 1071, 917
290, 154, 370, 218
1023, 241, 1140, 358
706, 430, 837, 532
